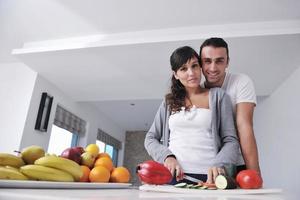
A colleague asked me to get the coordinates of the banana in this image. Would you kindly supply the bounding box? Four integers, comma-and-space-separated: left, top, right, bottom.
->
0, 166, 28, 180
0, 153, 25, 168
34, 156, 83, 181
20, 165, 74, 182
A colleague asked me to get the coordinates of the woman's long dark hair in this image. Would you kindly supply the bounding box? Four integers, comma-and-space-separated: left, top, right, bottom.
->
165, 46, 200, 112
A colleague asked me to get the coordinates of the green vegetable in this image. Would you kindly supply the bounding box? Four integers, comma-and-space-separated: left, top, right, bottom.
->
215, 175, 237, 189
191, 185, 201, 189
199, 185, 208, 189
174, 182, 187, 188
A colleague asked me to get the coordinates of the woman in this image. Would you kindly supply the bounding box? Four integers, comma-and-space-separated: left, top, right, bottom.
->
144, 46, 239, 184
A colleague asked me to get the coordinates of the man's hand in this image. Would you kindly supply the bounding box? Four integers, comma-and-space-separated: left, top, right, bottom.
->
206, 166, 225, 183
164, 156, 184, 181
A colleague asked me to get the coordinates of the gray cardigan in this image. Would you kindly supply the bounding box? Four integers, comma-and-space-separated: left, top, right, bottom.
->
144, 88, 239, 168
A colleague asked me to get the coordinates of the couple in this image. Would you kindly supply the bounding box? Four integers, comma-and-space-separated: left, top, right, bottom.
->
144, 37, 261, 184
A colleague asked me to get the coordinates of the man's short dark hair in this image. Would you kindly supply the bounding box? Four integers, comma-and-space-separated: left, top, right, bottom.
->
199, 37, 229, 59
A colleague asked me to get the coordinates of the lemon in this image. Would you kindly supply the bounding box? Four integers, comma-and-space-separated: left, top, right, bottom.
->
85, 144, 99, 157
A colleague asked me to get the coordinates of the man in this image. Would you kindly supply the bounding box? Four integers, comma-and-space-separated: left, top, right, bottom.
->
199, 38, 261, 178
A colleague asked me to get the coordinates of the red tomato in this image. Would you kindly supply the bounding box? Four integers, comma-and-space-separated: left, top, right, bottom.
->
236, 170, 263, 189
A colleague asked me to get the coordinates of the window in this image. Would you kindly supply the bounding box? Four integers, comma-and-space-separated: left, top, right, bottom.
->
96, 139, 119, 166
48, 125, 79, 155
96, 140, 106, 153
48, 105, 86, 155
97, 129, 121, 166
105, 144, 113, 157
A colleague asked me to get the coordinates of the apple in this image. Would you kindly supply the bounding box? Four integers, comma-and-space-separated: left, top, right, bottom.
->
73, 146, 85, 154
236, 169, 263, 189
60, 147, 83, 164
81, 152, 96, 168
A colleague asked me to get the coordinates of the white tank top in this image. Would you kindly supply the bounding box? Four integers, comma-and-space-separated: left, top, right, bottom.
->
168, 106, 216, 174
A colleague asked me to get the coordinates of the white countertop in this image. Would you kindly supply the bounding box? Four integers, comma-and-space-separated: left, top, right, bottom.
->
0, 187, 285, 200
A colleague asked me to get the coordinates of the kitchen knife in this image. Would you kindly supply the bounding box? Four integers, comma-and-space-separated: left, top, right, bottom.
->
183, 175, 203, 184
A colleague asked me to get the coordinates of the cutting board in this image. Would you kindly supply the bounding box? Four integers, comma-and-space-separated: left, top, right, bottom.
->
139, 184, 282, 195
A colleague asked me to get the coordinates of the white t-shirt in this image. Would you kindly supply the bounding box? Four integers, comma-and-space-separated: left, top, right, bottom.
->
202, 72, 257, 165
221, 72, 257, 114
168, 106, 216, 174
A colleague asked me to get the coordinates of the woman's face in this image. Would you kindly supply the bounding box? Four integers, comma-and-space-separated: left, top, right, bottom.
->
173, 56, 201, 89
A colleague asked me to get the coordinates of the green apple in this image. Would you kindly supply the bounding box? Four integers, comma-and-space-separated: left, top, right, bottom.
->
81, 152, 95, 168
21, 145, 45, 164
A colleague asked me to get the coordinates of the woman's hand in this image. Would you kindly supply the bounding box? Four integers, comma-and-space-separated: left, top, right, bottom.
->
164, 156, 184, 181
206, 166, 225, 183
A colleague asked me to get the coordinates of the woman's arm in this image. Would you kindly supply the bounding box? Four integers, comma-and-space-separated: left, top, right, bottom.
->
207, 90, 240, 183
144, 101, 174, 163
214, 91, 240, 167
144, 101, 184, 180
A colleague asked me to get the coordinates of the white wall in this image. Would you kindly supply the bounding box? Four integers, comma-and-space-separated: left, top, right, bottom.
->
255, 66, 300, 199
20, 73, 126, 165
0, 63, 36, 153
0, 64, 126, 165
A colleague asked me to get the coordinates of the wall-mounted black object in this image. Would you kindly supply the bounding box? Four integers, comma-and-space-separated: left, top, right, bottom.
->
35, 92, 53, 132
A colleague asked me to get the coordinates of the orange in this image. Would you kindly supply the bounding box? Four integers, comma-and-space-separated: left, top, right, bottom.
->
94, 157, 114, 172
97, 152, 111, 160
79, 165, 91, 182
110, 167, 130, 183
89, 166, 110, 182
85, 144, 99, 157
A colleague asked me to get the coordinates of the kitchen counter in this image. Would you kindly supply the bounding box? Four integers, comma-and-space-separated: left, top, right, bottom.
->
0, 187, 284, 200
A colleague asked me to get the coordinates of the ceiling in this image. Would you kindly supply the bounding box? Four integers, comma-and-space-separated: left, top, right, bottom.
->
1, 0, 300, 131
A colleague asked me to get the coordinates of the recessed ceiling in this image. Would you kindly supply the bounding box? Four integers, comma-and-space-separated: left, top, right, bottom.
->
1, 0, 300, 131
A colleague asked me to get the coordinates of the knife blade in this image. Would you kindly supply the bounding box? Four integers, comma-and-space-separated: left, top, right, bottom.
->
183, 175, 203, 184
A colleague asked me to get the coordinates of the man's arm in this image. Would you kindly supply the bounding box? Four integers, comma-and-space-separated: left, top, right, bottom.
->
236, 102, 261, 174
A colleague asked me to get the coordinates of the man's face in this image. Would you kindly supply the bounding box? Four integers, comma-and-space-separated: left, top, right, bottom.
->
201, 46, 229, 87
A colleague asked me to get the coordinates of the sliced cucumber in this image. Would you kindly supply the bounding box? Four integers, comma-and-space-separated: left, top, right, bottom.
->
174, 182, 187, 188
186, 184, 195, 188
191, 185, 201, 189
199, 185, 208, 189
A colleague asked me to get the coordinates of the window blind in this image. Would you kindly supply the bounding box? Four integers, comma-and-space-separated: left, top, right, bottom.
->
54, 105, 86, 135
97, 129, 122, 150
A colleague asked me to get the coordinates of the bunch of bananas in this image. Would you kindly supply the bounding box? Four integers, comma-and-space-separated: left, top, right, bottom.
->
0, 153, 27, 180
0, 153, 25, 168
0, 166, 28, 180
0, 153, 82, 182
